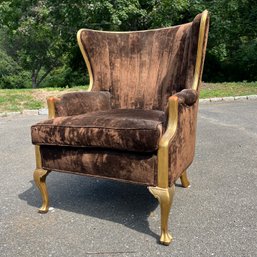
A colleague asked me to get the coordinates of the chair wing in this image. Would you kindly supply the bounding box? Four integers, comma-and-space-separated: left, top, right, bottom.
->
77, 12, 209, 111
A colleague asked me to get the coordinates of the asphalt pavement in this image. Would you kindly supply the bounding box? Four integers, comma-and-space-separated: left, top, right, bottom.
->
0, 100, 257, 257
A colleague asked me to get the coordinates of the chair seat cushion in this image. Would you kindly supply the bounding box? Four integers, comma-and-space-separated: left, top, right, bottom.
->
31, 109, 165, 152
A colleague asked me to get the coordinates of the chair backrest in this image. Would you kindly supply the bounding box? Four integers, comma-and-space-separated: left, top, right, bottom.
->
78, 11, 209, 110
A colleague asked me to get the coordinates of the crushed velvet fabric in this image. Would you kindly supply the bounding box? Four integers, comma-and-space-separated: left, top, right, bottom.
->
54, 91, 111, 117
32, 109, 165, 152
168, 102, 199, 185
175, 89, 199, 106
31, 12, 210, 188
80, 14, 202, 111
40, 146, 157, 185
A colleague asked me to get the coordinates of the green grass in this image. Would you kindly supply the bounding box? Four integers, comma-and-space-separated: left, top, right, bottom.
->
0, 89, 43, 112
0, 86, 86, 113
200, 82, 257, 98
0, 82, 257, 113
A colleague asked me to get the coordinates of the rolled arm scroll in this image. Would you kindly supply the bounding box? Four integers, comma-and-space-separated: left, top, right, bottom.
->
157, 93, 199, 188
174, 89, 198, 106
167, 100, 199, 185
47, 91, 111, 118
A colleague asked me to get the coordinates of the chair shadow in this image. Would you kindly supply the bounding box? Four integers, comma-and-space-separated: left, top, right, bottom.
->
174, 182, 184, 188
19, 172, 159, 241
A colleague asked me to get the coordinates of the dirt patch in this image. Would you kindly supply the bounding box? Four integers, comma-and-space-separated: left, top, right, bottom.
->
31, 90, 62, 107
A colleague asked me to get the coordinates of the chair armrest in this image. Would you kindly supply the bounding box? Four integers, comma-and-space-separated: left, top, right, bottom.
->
157, 94, 199, 187
174, 89, 199, 106
47, 91, 111, 118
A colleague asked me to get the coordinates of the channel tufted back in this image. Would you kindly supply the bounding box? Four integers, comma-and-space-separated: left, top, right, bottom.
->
78, 13, 204, 111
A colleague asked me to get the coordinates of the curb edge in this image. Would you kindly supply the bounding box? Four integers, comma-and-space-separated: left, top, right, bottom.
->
1, 95, 257, 117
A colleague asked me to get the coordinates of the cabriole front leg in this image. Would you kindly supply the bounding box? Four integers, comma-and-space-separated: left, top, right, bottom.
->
148, 185, 175, 245
33, 169, 51, 213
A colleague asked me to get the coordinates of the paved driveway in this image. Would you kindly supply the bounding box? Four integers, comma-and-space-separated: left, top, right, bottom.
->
0, 101, 256, 257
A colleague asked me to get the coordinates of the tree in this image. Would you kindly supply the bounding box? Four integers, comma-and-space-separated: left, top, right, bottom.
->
1, 0, 256, 87
0, 0, 154, 88
188, 0, 257, 81
0, 1, 68, 88
0, 47, 31, 89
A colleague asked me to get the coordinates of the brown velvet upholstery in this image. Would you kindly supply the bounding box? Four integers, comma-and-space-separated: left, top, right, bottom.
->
168, 102, 199, 183
40, 146, 157, 185
175, 89, 199, 106
31, 11, 209, 190
80, 14, 202, 110
31, 11, 210, 245
32, 109, 165, 152
54, 91, 111, 117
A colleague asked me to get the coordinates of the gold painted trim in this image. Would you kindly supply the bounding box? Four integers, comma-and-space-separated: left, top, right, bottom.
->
34, 145, 51, 213
47, 97, 56, 119
77, 29, 93, 91
148, 185, 175, 245
157, 96, 178, 188
35, 145, 42, 169
34, 168, 50, 213
78, 23, 190, 34
180, 170, 191, 188
192, 10, 209, 91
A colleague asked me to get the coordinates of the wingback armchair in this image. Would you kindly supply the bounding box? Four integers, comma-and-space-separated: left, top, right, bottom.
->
31, 10, 209, 245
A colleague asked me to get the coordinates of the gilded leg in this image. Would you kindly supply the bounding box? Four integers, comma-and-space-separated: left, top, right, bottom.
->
180, 170, 190, 188
148, 185, 175, 245
33, 169, 51, 213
